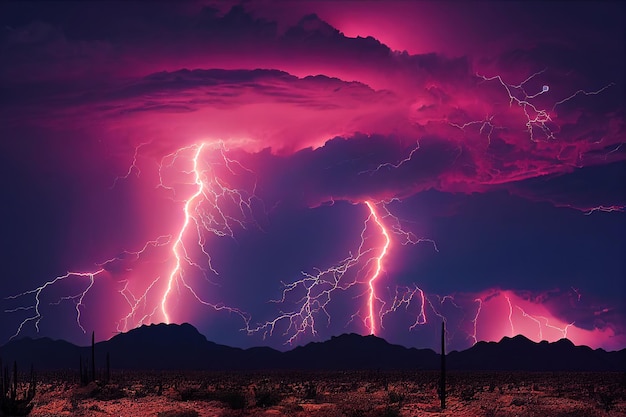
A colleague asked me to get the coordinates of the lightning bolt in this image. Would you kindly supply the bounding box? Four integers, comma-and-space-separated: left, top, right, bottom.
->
476, 69, 614, 143
153, 140, 260, 326
449, 115, 503, 144
516, 305, 544, 339
364, 201, 390, 335
160, 143, 206, 323
117, 276, 161, 332
583, 205, 625, 215
505, 294, 515, 336
358, 141, 421, 176
5, 140, 258, 341
470, 298, 483, 345
110, 142, 148, 188
477, 69, 556, 142
250, 199, 436, 344
5, 270, 104, 339
514, 305, 575, 341
379, 285, 427, 332
248, 202, 381, 343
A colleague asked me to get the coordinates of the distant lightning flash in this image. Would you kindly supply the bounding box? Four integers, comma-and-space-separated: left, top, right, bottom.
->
449, 114, 503, 144
358, 141, 421, 176
379, 285, 427, 331
583, 205, 625, 215
248, 201, 382, 343
469, 290, 576, 345
250, 200, 436, 344
475, 69, 614, 143
470, 298, 483, 345
505, 294, 515, 336
5, 270, 104, 339
5, 140, 257, 340
5, 235, 173, 338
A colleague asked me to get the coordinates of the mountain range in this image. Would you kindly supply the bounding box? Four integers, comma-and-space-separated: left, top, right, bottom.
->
1, 323, 623, 372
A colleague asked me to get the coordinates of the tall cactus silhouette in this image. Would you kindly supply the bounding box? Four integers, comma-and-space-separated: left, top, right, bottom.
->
0, 359, 36, 416
439, 321, 446, 409
91, 331, 96, 382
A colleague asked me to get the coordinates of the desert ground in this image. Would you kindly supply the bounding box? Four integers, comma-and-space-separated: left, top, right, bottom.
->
20, 370, 626, 417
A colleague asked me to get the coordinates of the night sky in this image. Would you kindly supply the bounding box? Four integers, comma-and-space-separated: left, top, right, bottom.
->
1, 1, 624, 353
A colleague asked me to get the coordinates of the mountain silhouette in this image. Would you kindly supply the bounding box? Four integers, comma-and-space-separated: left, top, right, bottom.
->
282, 333, 439, 370
1, 324, 623, 372
447, 334, 625, 371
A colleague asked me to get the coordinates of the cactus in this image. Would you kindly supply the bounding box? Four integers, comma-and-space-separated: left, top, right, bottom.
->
439, 321, 446, 409
0, 359, 36, 416
79, 355, 90, 386
91, 331, 96, 383
79, 332, 111, 385
80, 331, 96, 385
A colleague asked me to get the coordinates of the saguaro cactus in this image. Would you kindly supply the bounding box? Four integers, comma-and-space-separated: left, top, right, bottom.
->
439, 321, 446, 409
79, 355, 90, 386
91, 331, 96, 382
0, 359, 36, 416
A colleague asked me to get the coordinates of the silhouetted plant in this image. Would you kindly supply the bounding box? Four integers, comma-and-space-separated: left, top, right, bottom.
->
303, 380, 318, 400
438, 320, 446, 409
178, 387, 204, 401
597, 391, 617, 411
215, 389, 247, 410
79, 355, 89, 386
387, 390, 404, 405
91, 331, 96, 383
460, 385, 477, 401
90, 383, 126, 401
79, 331, 111, 386
0, 360, 36, 416
254, 384, 282, 408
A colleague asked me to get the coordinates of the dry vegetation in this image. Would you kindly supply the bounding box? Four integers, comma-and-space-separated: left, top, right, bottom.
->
21, 370, 626, 417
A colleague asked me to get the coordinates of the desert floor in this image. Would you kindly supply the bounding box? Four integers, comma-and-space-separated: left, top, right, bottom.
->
21, 370, 626, 417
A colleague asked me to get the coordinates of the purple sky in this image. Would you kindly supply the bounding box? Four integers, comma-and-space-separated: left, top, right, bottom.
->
1, 1, 624, 352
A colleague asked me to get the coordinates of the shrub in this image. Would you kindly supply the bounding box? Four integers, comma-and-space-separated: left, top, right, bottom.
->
460, 386, 477, 401
91, 384, 126, 401
254, 386, 282, 408
303, 381, 318, 400
387, 390, 404, 404
597, 391, 616, 412
214, 389, 247, 410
